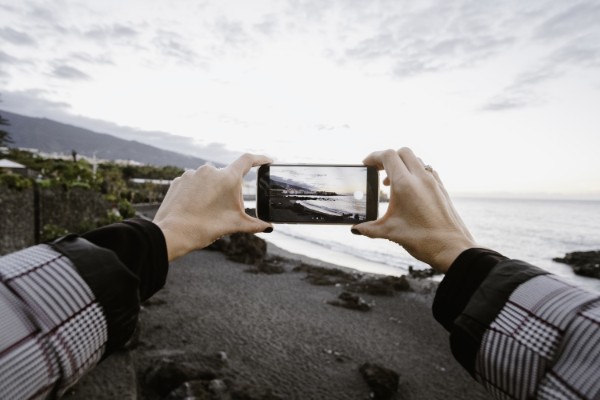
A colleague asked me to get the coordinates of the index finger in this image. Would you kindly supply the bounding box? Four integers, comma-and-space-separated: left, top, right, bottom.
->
226, 153, 274, 178
363, 149, 408, 183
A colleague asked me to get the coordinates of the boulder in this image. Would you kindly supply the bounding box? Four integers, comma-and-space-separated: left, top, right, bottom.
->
408, 266, 440, 279
293, 264, 359, 286
245, 255, 287, 274
224, 233, 267, 266
359, 362, 399, 400
328, 291, 372, 311
143, 359, 218, 397
553, 250, 600, 279
346, 276, 410, 296
166, 381, 212, 400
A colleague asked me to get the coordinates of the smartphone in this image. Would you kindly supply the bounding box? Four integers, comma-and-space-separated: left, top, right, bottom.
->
256, 164, 379, 224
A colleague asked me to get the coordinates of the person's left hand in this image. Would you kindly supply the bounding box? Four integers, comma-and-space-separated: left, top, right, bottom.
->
153, 154, 273, 261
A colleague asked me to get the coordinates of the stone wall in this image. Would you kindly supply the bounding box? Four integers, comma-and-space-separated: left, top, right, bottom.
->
0, 186, 35, 255
40, 187, 112, 233
0, 185, 110, 256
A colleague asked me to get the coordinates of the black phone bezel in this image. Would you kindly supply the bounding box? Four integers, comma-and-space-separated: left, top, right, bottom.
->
256, 164, 379, 224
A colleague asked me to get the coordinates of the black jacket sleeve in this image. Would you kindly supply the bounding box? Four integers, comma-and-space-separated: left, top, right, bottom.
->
50, 218, 169, 354
433, 248, 600, 400
432, 248, 548, 375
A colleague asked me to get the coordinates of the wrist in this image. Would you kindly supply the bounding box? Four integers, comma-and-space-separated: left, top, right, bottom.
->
428, 237, 479, 274
153, 220, 195, 262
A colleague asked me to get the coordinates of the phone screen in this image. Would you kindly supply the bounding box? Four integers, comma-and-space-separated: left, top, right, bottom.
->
257, 164, 378, 224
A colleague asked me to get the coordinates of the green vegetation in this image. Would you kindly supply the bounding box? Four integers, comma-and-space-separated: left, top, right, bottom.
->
1, 147, 183, 237
0, 110, 183, 241
0, 173, 32, 190
3, 148, 182, 200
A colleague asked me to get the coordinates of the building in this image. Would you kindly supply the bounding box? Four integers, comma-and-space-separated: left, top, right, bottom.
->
0, 159, 28, 176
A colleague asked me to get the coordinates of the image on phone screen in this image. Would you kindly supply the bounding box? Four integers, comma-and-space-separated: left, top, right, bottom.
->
257, 165, 378, 224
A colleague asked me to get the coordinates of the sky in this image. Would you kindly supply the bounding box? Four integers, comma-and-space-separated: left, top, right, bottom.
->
270, 165, 367, 194
1, 0, 599, 198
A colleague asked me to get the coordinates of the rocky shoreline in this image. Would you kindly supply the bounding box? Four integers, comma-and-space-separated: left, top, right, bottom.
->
65, 232, 485, 400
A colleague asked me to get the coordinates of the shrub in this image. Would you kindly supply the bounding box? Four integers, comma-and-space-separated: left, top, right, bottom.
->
118, 199, 136, 219
0, 173, 33, 190
41, 224, 70, 242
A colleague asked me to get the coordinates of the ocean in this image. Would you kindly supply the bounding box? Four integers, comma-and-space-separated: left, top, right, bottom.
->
253, 198, 600, 293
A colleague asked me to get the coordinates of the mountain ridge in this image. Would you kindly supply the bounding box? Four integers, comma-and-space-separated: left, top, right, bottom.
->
1, 110, 220, 169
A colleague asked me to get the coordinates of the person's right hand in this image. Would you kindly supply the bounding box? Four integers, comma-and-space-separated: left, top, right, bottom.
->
153, 153, 273, 262
352, 148, 478, 273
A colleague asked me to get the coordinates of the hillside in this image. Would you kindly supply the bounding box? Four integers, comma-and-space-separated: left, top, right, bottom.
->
1, 110, 218, 169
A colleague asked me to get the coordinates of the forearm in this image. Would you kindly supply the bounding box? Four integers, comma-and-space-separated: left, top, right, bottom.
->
0, 244, 107, 398
0, 219, 169, 399
80, 218, 169, 303
435, 249, 600, 399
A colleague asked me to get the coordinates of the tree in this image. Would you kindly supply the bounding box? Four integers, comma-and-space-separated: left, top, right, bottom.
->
0, 111, 12, 148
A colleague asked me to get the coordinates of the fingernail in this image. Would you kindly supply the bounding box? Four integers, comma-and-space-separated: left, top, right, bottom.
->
351, 228, 361, 235
263, 227, 273, 233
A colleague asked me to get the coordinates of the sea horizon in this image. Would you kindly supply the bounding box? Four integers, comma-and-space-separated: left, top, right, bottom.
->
253, 197, 600, 294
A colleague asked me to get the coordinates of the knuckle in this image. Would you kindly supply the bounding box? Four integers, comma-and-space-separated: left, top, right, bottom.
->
239, 153, 253, 162
198, 164, 217, 173
397, 147, 413, 157
382, 149, 397, 159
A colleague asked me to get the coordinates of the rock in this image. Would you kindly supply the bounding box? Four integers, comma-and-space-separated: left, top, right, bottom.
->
217, 351, 228, 363
293, 263, 359, 286
322, 348, 350, 363
225, 233, 267, 266
143, 359, 218, 397
408, 266, 440, 279
553, 250, 600, 279
209, 379, 229, 398
166, 381, 212, 400
346, 276, 410, 296
328, 291, 372, 311
359, 363, 399, 400
230, 387, 283, 400
245, 255, 287, 274
206, 236, 231, 252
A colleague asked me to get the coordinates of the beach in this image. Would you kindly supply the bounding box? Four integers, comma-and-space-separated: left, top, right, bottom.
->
65, 239, 488, 400
268, 195, 365, 224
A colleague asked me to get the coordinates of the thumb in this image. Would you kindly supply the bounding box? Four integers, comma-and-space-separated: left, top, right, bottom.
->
351, 220, 383, 238
240, 214, 273, 234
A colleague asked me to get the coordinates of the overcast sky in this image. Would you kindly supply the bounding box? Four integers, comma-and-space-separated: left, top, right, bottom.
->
1, 0, 599, 197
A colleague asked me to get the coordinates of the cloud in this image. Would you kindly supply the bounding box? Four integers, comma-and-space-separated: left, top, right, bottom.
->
536, 2, 600, 69
66, 52, 114, 65
0, 27, 37, 46
0, 4, 18, 13
338, 2, 516, 78
0, 90, 72, 113
214, 18, 251, 46
84, 23, 139, 42
0, 90, 242, 164
481, 92, 539, 112
0, 50, 20, 65
51, 65, 91, 80
152, 29, 200, 64
549, 36, 600, 68
481, 66, 562, 111
482, 0, 600, 111
27, 5, 57, 21
254, 14, 279, 36
535, 2, 600, 41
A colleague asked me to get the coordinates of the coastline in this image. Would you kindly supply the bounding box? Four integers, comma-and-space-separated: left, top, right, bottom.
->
66, 241, 486, 400
268, 195, 364, 223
